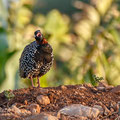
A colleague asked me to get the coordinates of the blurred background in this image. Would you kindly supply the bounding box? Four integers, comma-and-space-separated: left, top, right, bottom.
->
0, 0, 120, 92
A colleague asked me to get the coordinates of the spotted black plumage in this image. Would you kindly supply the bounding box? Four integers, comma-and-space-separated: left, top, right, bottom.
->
19, 30, 53, 87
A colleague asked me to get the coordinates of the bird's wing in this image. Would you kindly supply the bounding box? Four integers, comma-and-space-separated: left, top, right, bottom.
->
19, 43, 40, 77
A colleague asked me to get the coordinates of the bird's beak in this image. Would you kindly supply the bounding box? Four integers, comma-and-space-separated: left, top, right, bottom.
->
37, 33, 41, 37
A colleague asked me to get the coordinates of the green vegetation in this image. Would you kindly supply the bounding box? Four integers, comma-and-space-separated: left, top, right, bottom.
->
0, 0, 120, 91
92, 75, 104, 86
4, 90, 15, 100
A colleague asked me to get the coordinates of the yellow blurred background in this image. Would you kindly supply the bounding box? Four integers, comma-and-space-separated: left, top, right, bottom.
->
0, 0, 120, 92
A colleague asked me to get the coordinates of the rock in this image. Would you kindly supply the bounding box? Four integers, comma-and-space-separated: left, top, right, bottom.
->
59, 114, 67, 120
118, 102, 120, 116
57, 104, 101, 118
98, 81, 108, 87
20, 109, 31, 115
103, 106, 110, 116
85, 83, 92, 87
10, 104, 31, 116
59, 114, 87, 120
0, 107, 3, 113
7, 108, 13, 112
97, 87, 105, 91
37, 95, 50, 105
78, 116, 88, 120
79, 86, 86, 90
111, 85, 120, 93
111, 101, 118, 111
40, 89, 49, 94
93, 105, 103, 114
11, 105, 21, 115
29, 103, 40, 114
25, 113, 58, 120
92, 88, 98, 93
61, 85, 67, 90
24, 100, 28, 105
91, 107, 100, 118
106, 86, 114, 90
110, 108, 114, 112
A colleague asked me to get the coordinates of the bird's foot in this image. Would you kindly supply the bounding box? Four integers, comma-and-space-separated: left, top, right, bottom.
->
37, 84, 41, 88
37, 77, 41, 88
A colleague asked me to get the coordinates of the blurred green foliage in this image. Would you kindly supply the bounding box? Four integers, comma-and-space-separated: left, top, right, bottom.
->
4, 90, 15, 100
0, 0, 120, 91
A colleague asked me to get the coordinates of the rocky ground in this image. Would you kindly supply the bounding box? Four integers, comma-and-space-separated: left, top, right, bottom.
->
0, 82, 120, 120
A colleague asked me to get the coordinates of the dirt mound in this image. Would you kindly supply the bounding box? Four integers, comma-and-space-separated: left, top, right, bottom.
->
0, 83, 120, 120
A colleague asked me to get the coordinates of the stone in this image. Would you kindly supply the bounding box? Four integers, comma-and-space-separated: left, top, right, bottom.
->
61, 85, 67, 90
91, 107, 101, 118
37, 95, 50, 105
103, 106, 110, 116
25, 113, 58, 120
79, 86, 86, 90
29, 103, 40, 114
24, 100, 28, 105
11, 105, 21, 115
111, 85, 120, 93
93, 105, 103, 114
0, 107, 3, 113
59, 114, 87, 120
98, 81, 108, 87
97, 87, 105, 91
57, 104, 101, 118
85, 83, 92, 87
106, 86, 114, 90
40, 89, 49, 94
20, 109, 31, 115
9, 104, 31, 116
78, 116, 88, 120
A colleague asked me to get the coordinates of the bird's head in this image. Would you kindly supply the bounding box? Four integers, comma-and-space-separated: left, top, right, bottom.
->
34, 30, 43, 41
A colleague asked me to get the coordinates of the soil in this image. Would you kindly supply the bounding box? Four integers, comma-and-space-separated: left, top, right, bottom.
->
0, 83, 120, 120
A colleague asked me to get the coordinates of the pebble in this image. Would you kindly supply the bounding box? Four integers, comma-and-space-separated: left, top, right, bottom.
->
0, 107, 3, 113
93, 105, 103, 114
111, 85, 120, 93
37, 95, 50, 105
25, 113, 58, 120
20, 109, 31, 115
40, 89, 49, 94
10, 104, 31, 116
85, 83, 92, 87
78, 116, 88, 120
61, 85, 67, 90
98, 82, 108, 87
57, 104, 101, 118
79, 86, 86, 90
106, 86, 114, 90
24, 100, 28, 105
29, 103, 41, 114
11, 105, 21, 115
97, 87, 105, 91
103, 106, 110, 116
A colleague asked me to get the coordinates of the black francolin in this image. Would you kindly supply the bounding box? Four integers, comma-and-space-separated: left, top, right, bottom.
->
19, 30, 53, 87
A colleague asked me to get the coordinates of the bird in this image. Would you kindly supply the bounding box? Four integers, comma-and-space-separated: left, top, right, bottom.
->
19, 30, 53, 87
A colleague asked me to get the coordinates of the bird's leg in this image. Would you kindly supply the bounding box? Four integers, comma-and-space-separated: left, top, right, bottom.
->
37, 77, 40, 87
30, 76, 34, 87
